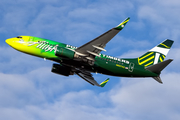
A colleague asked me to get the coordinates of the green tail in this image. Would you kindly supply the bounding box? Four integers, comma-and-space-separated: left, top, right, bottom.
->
138, 39, 174, 67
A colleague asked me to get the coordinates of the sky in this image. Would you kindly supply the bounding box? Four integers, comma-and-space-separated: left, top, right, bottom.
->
0, 0, 180, 120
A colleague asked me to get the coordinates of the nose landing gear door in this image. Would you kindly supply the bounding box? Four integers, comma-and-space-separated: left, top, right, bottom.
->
129, 63, 134, 72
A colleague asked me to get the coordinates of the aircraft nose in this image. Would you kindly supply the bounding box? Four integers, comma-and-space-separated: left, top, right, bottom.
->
5, 38, 14, 46
5, 39, 11, 45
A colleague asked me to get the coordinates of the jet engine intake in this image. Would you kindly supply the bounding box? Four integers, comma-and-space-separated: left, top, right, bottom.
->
51, 64, 74, 76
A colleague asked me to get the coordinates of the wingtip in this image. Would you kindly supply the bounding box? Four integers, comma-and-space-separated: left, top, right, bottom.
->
100, 78, 109, 87
158, 39, 174, 49
115, 17, 130, 30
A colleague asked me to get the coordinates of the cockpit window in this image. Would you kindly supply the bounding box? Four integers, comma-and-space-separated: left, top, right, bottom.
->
17, 36, 22, 38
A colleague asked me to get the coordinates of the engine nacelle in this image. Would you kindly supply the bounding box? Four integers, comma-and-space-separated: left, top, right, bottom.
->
51, 64, 73, 76
55, 46, 75, 59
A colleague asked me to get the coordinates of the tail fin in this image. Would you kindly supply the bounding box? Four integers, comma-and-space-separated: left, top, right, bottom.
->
138, 39, 174, 67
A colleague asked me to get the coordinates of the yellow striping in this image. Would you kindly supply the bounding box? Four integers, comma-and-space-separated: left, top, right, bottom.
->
101, 79, 109, 84
162, 55, 165, 59
139, 52, 153, 60
160, 57, 163, 62
144, 61, 153, 67
139, 56, 154, 65
161, 43, 170, 49
118, 19, 130, 26
116, 64, 125, 68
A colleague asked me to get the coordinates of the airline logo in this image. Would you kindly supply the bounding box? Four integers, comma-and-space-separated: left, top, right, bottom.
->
138, 52, 165, 67
138, 39, 173, 67
28, 41, 59, 52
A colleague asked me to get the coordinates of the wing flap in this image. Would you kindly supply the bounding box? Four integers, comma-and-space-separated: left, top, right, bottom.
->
76, 72, 100, 86
75, 69, 109, 87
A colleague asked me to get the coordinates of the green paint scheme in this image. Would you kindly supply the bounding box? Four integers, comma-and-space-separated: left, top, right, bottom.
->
6, 36, 158, 76
5, 18, 174, 87
115, 17, 130, 30
100, 78, 109, 87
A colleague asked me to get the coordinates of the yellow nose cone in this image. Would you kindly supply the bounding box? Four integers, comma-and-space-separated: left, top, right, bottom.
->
5, 38, 13, 46
5, 39, 10, 44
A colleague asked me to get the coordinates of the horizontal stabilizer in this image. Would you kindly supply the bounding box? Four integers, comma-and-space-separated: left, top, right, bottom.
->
153, 76, 163, 84
145, 59, 173, 74
146, 59, 173, 84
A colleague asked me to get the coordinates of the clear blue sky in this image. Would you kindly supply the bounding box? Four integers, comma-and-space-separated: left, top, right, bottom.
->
0, 0, 180, 120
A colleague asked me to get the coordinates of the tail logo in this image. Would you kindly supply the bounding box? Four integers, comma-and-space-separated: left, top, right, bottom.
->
138, 52, 165, 67
138, 39, 173, 67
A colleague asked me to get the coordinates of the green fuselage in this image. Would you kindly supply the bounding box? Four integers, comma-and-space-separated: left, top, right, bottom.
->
6, 36, 158, 78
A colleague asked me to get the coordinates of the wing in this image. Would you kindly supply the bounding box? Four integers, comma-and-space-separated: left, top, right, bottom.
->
75, 17, 130, 61
74, 69, 109, 87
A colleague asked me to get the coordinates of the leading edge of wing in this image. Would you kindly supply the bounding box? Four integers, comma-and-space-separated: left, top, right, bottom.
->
75, 17, 130, 56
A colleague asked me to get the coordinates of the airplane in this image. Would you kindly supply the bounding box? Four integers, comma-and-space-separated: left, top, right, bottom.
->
5, 17, 174, 87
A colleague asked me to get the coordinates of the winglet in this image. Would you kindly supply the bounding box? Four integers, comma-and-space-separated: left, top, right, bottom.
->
100, 78, 109, 87
114, 17, 130, 30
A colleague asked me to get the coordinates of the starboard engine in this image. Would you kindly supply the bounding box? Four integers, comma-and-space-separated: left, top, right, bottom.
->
51, 64, 74, 76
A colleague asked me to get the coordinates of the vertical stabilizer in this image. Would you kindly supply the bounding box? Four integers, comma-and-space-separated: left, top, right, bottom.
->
138, 39, 174, 67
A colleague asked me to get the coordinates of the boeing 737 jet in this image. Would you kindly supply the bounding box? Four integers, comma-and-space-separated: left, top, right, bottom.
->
6, 17, 174, 87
